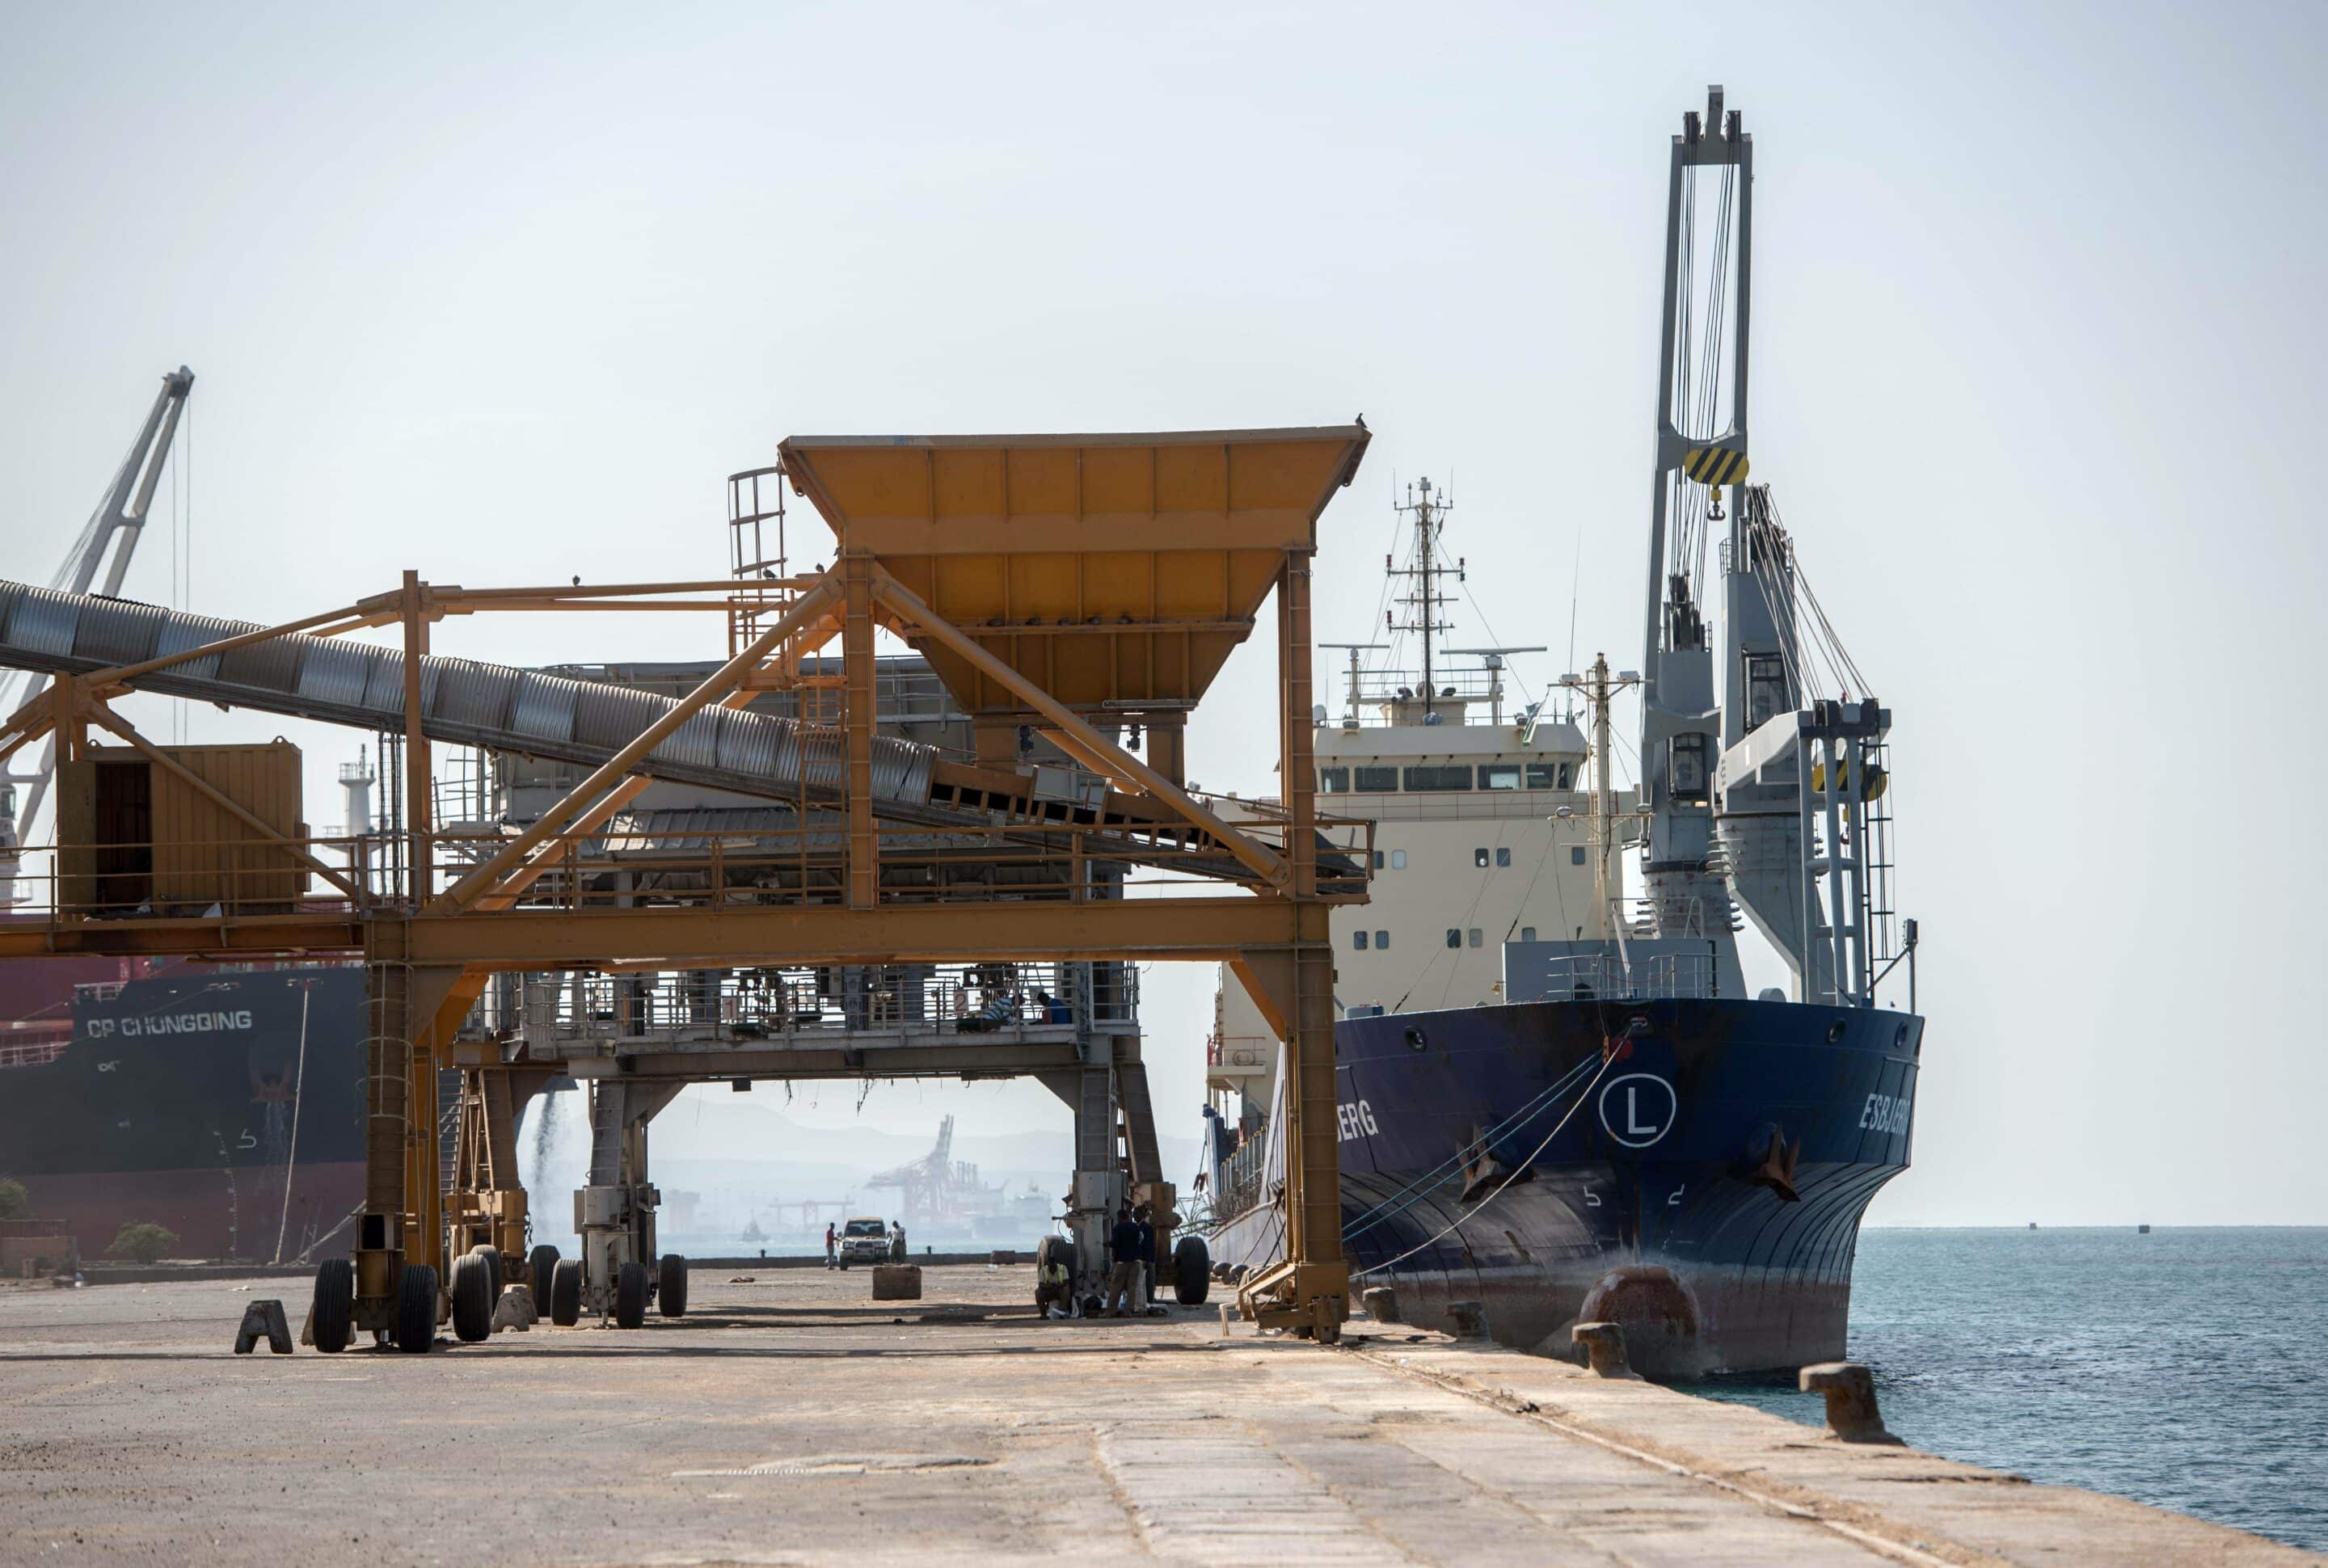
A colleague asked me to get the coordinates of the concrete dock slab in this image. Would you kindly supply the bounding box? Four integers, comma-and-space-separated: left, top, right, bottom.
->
0, 1267, 2311, 1567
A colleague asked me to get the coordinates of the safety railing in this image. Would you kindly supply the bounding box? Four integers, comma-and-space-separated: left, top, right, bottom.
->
503, 958, 1137, 1054
1530, 951, 1721, 1001
0, 786, 1373, 934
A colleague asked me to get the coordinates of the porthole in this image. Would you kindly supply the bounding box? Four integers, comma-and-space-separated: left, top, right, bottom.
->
1825, 1020, 1848, 1044
1404, 1026, 1428, 1052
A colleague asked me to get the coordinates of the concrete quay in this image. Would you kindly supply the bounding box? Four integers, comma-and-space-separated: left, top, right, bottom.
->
0, 1265, 2311, 1567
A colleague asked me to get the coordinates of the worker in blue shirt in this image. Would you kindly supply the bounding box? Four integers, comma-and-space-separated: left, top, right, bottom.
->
1132, 1203, 1157, 1313
1107, 1206, 1142, 1316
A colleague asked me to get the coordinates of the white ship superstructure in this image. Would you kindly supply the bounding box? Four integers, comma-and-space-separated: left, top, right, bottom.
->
1205, 479, 1630, 1142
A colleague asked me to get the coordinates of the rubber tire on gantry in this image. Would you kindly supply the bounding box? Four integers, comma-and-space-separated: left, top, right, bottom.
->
469, 1243, 504, 1305
393, 1263, 439, 1353
449, 1253, 494, 1343
527, 1244, 559, 1301
657, 1254, 688, 1318
1171, 1235, 1211, 1305
549, 1258, 584, 1326
310, 1257, 354, 1353
614, 1260, 650, 1330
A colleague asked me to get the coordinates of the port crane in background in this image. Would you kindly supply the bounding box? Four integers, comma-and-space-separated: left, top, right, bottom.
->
0, 366, 194, 905
867, 1114, 962, 1230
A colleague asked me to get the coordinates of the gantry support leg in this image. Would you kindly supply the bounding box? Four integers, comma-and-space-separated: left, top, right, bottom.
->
449, 1064, 559, 1262
1229, 549, 1347, 1338
1229, 938, 1345, 1338
1040, 1060, 1123, 1304
577, 1078, 683, 1314
355, 918, 462, 1333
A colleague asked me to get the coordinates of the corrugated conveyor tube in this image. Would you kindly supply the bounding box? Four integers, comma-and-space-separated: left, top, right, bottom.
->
0, 581, 936, 807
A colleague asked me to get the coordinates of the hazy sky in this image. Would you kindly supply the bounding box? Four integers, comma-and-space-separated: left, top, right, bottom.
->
4, 2, 2322, 1224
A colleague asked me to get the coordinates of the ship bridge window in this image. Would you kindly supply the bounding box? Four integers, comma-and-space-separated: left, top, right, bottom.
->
1669, 734, 1710, 804
1495, 847, 1511, 867
1525, 762, 1575, 790
1353, 929, 1369, 950
1468, 928, 1482, 947
1571, 846, 1587, 866
1375, 929, 1391, 949
1354, 765, 1399, 792
1474, 847, 1490, 867
1747, 653, 1787, 731
1319, 767, 1350, 793
1403, 765, 1473, 791
1520, 926, 1537, 942
1445, 928, 1462, 948
1482, 764, 1522, 790
1389, 849, 1406, 870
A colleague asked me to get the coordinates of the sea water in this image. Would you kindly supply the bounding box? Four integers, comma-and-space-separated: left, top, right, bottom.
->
1682, 1227, 2328, 1552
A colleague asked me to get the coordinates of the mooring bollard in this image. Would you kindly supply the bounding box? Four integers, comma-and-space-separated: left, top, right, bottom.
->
234, 1299, 293, 1355
1799, 1361, 1903, 1444
491, 1283, 537, 1334
1360, 1285, 1402, 1325
1571, 1320, 1638, 1379
1445, 1300, 1489, 1340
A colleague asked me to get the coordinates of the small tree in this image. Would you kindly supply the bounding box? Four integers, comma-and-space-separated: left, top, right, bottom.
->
0, 1177, 27, 1220
106, 1223, 179, 1265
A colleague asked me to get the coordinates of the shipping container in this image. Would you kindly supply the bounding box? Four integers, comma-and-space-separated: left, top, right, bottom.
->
57, 742, 306, 914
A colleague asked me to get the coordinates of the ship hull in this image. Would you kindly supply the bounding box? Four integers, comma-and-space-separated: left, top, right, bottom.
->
1, 967, 371, 1261
1208, 995, 1920, 1376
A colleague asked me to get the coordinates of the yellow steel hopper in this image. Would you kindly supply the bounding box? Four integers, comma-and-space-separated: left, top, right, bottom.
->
777, 427, 1370, 735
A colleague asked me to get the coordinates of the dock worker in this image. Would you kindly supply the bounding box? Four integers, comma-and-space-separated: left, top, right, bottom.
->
889, 1220, 906, 1262
1133, 1203, 1157, 1313
955, 988, 1018, 1033
824, 1221, 837, 1269
1107, 1206, 1143, 1316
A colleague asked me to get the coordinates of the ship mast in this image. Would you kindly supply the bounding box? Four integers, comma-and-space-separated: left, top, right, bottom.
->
1556, 654, 1642, 941
1389, 478, 1460, 720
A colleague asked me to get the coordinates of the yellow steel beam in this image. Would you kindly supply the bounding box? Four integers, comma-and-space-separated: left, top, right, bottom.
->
433, 578, 839, 913
432, 579, 822, 602
842, 554, 879, 908
0, 709, 53, 771
401, 573, 434, 900
871, 569, 1290, 891
0, 912, 361, 959
390, 895, 1322, 970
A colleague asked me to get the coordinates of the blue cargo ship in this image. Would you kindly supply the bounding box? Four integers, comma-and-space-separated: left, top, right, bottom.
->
1197, 89, 1923, 1375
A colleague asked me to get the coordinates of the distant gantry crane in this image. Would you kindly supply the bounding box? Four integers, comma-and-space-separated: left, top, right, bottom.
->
0, 366, 193, 906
